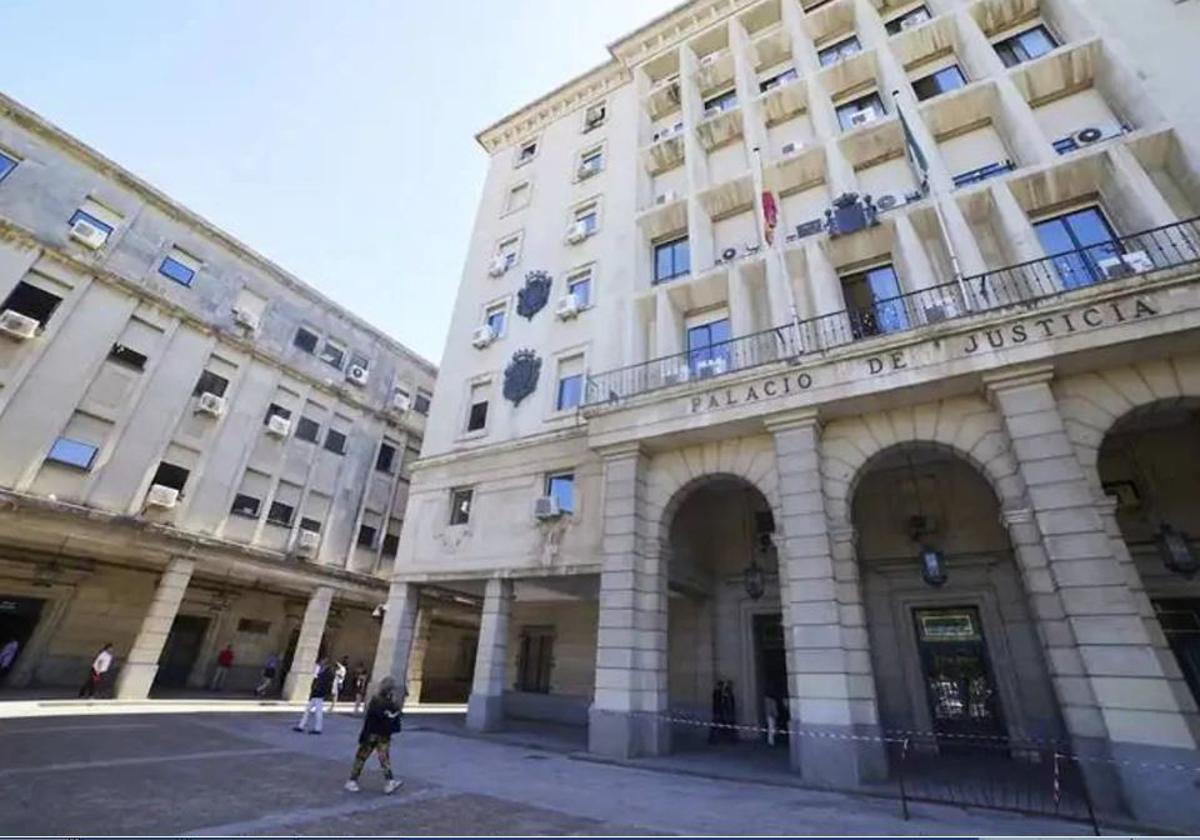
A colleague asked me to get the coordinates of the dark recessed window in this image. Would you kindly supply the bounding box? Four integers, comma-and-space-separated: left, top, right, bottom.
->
151, 461, 190, 494
159, 254, 197, 287
556, 374, 582, 411
517, 627, 554, 694
299, 517, 322, 532
109, 343, 148, 371
382, 532, 400, 557
236, 618, 271, 634
0, 150, 18, 183
230, 493, 261, 518
293, 327, 319, 354
449, 488, 473, 525
376, 442, 397, 473
193, 370, 229, 397
466, 400, 488, 432
841, 264, 909, 339
2, 281, 62, 327
759, 67, 799, 93
356, 524, 378, 549
994, 25, 1057, 68
817, 35, 861, 67
517, 140, 537, 164
267, 500, 295, 527
414, 390, 432, 415
295, 416, 320, 443
546, 472, 575, 514
319, 339, 346, 369
654, 236, 690, 284
324, 428, 347, 455
264, 403, 292, 424
911, 65, 966, 101
835, 92, 886, 131
46, 437, 99, 470
885, 5, 931, 35
702, 89, 738, 114
68, 209, 114, 239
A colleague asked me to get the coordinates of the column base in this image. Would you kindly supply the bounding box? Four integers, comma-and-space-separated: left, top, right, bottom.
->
588, 708, 670, 759
467, 692, 505, 732
1106, 739, 1200, 831
113, 662, 158, 700
789, 723, 889, 787
282, 672, 309, 703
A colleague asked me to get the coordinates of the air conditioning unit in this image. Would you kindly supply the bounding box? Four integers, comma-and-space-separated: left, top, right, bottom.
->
1120, 250, 1154, 273
923, 298, 962, 323
391, 391, 412, 413
697, 357, 728, 378
720, 247, 739, 263
295, 529, 320, 557
232, 306, 260, 332
488, 256, 509, 277
266, 415, 291, 438
69, 218, 108, 249
664, 367, 691, 385
472, 324, 496, 349
566, 222, 589, 244
0, 309, 38, 340
781, 141, 801, 156
145, 484, 179, 509
900, 11, 929, 30
1098, 250, 1154, 279
577, 160, 600, 180
655, 190, 678, 206
1071, 126, 1106, 147
556, 294, 581, 320
705, 105, 723, 119
196, 392, 226, 417
874, 193, 909, 212
534, 495, 562, 520
848, 107, 879, 128
700, 53, 718, 67
346, 364, 369, 386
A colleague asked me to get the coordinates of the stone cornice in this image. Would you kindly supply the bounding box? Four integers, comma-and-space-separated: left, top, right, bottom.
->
607, 0, 761, 69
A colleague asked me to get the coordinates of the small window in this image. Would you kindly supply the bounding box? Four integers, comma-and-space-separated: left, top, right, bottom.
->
356, 524, 378, 549
193, 370, 229, 398
818, 35, 861, 67
230, 493, 261, 518
382, 531, 400, 557
319, 339, 346, 369
236, 618, 271, 634
466, 399, 488, 433
376, 441, 397, 473
835, 92, 886, 132
556, 372, 583, 412
299, 516, 322, 533
759, 67, 798, 93
414, 389, 432, 415
546, 472, 575, 514
267, 500, 295, 527
654, 236, 690, 284
574, 203, 599, 235
151, 461, 190, 494
159, 249, 199, 287
583, 102, 606, 131
498, 235, 521, 269
324, 428, 347, 455
506, 182, 531, 213
516, 139, 538, 166
0, 150, 18, 183
295, 416, 321, 443
517, 627, 554, 694
484, 303, 506, 337
579, 148, 604, 177
912, 65, 966, 101
109, 343, 148, 371
46, 437, 99, 470
449, 488, 473, 525
2, 281, 62, 327
264, 403, 292, 424
994, 25, 1058, 68
566, 269, 592, 308
702, 89, 738, 114
68, 209, 115, 242
293, 327, 319, 354
885, 5, 931, 35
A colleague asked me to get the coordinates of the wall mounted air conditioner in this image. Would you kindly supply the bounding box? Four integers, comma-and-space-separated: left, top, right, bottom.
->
781, 141, 800, 156
664, 367, 690, 385
232, 306, 260, 332
69, 218, 107, 249
391, 391, 412, 413
577, 159, 600, 180
145, 484, 179, 509
923, 298, 962, 323
566, 222, 589, 244
555, 294, 581, 320
471, 324, 496, 349
196, 392, 226, 417
266, 415, 292, 438
534, 496, 562, 520
1071, 126, 1106, 147
696, 357, 728, 378
295, 529, 320, 557
655, 190, 678, 206
1098, 250, 1154, 279
346, 364, 369, 386
488, 256, 509, 277
874, 193, 909, 212
0, 309, 38, 340
900, 10, 930, 30
705, 105, 723, 119
848, 107, 879, 128
700, 53, 719, 67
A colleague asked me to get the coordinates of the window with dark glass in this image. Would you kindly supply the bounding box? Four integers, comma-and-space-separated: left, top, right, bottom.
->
108, 343, 148, 371
295, 416, 320, 443
0, 150, 17, 183
686, 317, 732, 375
466, 399, 488, 432
841, 264, 909, 339
414, 390, 432, 415
266, 500, 294, 527
885, 5, 931, 35
230, 493, 261, 518
702, 89, 738, 114
356, 524, 378, 549
449, 488, 473, 526
46, 437, 99, 470
759, 67, 799, 93
817, 35, 861, 67
319, 339, 346, 369
556, 373, 583, 411
546, 472, 575, 515
376, 442, 397, 473
151, 461, 190, 494
1032, 206, 1120, 289
654, 236, 690, 283
324, 428, 347, 455
517, 140, 537, 164
193, 370, 229, 397
382, 532, 400, 557
264, 403, 292, 424
911, 65, 966, 101
516, 627, 554, 693
2, 281, 62, 327
299, 517, 322, 533
293, 326, 319, 354
994, 25, 1057, 68
835, 92, 886, 131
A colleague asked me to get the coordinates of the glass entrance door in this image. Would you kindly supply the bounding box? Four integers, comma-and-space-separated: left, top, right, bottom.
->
913, 607, 1006, 743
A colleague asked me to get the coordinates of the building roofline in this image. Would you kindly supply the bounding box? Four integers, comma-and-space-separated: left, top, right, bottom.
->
0, 91, 438, 376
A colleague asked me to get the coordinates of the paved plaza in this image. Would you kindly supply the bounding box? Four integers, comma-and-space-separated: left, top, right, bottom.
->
0, 705, 1102, 836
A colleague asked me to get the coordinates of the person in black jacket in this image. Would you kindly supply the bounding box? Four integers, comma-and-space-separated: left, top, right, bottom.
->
293, 657, 334, 734
344, 676, 404, 793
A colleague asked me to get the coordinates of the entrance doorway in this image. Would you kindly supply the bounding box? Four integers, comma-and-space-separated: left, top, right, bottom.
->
1154, 599, 1200, 706
0, 595, 45, 686
753, 613, 789, 741
913, 606, 1005, 743
154, 615, 210, 689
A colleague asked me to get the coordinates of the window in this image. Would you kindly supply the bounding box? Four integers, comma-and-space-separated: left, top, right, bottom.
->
686, 317, 732, 376
836, 92, 886, 131
382, 532, 400, 557
818, 35, 861, 67
654, 236, 690, 284
293, 326, 319, 354
555, 357, 583, 412
108, 343, 148, 371
449, 488, 473, 525
1032, 206, 1120, 290
885, 5, 931, 35
759, 67, 798, 93
46, 437, 99, 470
994, 25, 1057, 68
68, 209, 115, 243
230, 493, 261, 518
952, 160, 1015, 188
299, 516, 322, 533
466, 382, 489, 433
506, 182, 531, 213
267, 500, 295, 527
484, 303, 506, 337
2, 281, 62, 327
911, 65, 966, 101
566, 269, 592, 308
574, 203, 599, 235
702, 89, 738, 114
414, 389, 432, 415
193, 370, 229, 397
356, 524, 378, 549
319, 338, 346, 369
324, 428, 347, 455
583, 101, 606, 131
516, 139, 538, 166
0, 150, 18, 183
159, 249, 199, 287
841, 264, 909, 339
264, 403, 292, 424
151, 461, 190, 494
376, 441, 397, 473
295, 416, 321, 443
498, 235, 521, 269
579, 148, 604, 177
546, 472, 575, 514
237, 618, 271, 634
516, 627, 554, 694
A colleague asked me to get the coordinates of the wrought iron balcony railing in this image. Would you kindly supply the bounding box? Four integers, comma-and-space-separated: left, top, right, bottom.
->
583, 216, 1200, 408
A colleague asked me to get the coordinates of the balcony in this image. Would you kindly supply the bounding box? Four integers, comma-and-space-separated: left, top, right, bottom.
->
644, 128, 686, 175
695, 49, 736, 95
696, 107, 744, 153
759, 76, 807, 127
752, 24, 792, 71
646, 75, 682, 121
583, 216, 1200, 407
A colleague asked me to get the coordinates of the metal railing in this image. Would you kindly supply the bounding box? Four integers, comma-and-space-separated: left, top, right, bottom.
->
584, 216, 1200, 408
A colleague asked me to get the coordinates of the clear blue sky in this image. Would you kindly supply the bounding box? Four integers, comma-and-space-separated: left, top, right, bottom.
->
0, 0, 678, 364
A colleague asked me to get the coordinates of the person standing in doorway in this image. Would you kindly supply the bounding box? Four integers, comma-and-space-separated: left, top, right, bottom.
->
254, 652, 280, 697
344, 677, 404, 794
352, 662, 369, 715
709, 680, 725, 744
0, 638, 19, 677
210, 643, 234, 691
721, 680, 738, 743
78, 643, 114, 698
293, 657, 334, 734
330, 656, 349, 712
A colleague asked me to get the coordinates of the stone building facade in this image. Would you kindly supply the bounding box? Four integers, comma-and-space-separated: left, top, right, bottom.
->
374, 0, 1200, 827
0, 92, 436, 700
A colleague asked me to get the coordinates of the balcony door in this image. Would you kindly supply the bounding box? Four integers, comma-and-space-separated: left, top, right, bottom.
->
842, 264, 909, 339
686, 317, 731, 378
1033, 206, 1120, 290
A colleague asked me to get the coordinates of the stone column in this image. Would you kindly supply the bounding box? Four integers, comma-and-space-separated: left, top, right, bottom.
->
466, 578, 513, 732
985, 365, 1200, 828
369, 581, 420, 698
589, 444, 669, 759
766, 410, 886, 786
405, 607, 434, 705
114, 557, 195, 700
283, 585, 334, 702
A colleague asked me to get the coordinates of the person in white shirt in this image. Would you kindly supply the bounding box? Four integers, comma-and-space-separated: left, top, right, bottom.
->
78, 643, 114, 698
330, 657, 349, 712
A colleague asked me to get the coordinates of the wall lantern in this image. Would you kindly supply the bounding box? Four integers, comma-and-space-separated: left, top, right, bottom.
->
919, 545, 948, 587
744, 556, 766, 600
1158, 523, 1199, 579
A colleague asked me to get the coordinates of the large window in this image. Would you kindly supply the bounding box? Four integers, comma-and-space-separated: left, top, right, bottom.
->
835, 92, 886, 132
818, 35, 861, 67
841, 264, 909, 339
994, 25, 1057, 68
654, 236, 690, 284
911, 65, 966, 102
1032, 206, 1120, 290
686, 317, 731, 377
516, 627, 555, 694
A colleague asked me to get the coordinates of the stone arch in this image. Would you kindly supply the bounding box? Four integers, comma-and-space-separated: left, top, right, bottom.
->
1055, 354, 1200, 491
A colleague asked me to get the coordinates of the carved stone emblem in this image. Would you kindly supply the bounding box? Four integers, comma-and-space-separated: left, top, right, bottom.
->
517, 270, 553, 320
503, 348, 542, 406
825, 192, 879, 238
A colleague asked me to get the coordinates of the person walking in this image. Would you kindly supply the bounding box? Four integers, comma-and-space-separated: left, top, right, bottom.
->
352, 662, 369, 715
293, 658, 334, 734
210, 643, 234, 691
0, 638, 19, 674
78, 643, 114, 698
330, 656, 349, 712
344, 676, 404, 794
254, 652, 280, 697
721, 680, 738, 743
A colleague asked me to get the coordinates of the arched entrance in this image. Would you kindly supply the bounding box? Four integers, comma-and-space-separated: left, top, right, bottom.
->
661, 474, 788, 761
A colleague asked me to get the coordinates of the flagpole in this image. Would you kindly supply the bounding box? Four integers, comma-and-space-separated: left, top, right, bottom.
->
752, 144, 804, 354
